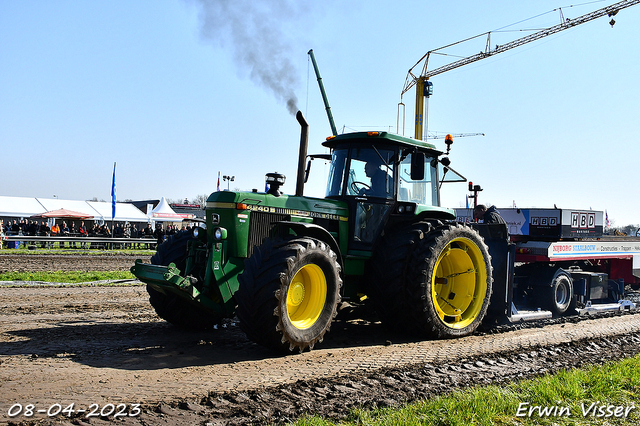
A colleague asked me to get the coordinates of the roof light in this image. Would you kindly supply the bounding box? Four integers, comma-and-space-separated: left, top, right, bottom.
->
367, 132, 380, 137
326, 135, 336, 141
265, 173, 286, 184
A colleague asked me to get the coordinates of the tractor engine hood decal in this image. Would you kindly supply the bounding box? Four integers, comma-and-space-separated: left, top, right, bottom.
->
207, 200, 348, 222
245, 204, 348, 221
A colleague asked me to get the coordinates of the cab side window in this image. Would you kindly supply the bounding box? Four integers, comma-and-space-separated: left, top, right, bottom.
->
398, 152, 436, 206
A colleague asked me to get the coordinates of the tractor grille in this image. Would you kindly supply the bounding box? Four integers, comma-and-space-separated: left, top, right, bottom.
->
247, 212, 290, 257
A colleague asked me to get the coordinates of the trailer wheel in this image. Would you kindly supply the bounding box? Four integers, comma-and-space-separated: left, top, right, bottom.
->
236, 237, 342, 353
147, 230, 218, 330
544, 270, 575, 316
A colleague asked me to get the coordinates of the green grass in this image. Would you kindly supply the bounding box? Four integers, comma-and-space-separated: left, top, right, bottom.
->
294, 355, 640, 426
0, 247, 149, 282
0, 270, 136, 283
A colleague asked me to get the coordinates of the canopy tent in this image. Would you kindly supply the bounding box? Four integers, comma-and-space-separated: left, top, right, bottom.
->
0, 196, 149, 223
30, 208, 93, 220
0, 196, 47, 218
37, 198, 103, 217
151, 197, 194, 222
87, 201, 150, 223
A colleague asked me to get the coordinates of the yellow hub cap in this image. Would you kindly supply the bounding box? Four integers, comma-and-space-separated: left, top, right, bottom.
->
286, 264, 327, 330
289, 282, 306, 306
432, 237, 487, 329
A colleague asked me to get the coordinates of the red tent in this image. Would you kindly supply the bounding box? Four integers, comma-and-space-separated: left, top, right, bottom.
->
30, 208, 94, 220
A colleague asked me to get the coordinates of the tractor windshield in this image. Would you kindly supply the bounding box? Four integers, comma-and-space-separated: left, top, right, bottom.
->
325, 146, 440, 206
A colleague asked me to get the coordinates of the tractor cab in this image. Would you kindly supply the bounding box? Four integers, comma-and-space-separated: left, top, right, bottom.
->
321, 131, 463, 250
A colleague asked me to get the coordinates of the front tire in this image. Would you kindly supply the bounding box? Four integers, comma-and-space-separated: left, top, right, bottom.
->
148, 230, 219, 329
235, 237, 342, 353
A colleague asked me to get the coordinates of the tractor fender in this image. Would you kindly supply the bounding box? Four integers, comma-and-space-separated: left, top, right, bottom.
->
275, 221, 344, 270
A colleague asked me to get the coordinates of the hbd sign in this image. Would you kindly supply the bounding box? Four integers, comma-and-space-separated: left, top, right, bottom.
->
571, 212, 596, 229
531, 217, 558, 227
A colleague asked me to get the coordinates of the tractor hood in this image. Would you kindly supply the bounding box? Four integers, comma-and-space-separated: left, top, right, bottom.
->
206, 190, 349, 219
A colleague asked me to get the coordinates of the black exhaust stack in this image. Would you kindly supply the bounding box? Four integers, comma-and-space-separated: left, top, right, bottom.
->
295, 110, 308, 197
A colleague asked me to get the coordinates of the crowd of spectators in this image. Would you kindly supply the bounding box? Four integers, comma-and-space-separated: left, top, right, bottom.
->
0, 219, 192, 250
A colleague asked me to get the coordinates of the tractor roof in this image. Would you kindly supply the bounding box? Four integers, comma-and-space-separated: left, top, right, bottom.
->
322, 131, 440, 153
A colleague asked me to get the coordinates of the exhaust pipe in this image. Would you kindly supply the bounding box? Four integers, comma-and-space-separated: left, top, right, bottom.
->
295, 110, 308, 197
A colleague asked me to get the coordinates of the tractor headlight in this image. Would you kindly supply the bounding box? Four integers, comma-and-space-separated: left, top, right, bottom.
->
213, 227, 227, 240
192, 226, 206, 240
396, 202, 416, 215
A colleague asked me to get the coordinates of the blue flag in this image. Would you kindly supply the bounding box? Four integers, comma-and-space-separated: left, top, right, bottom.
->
111, 162, 116, 220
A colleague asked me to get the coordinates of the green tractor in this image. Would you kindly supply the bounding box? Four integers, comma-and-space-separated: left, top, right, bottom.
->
131, 112, 494, 353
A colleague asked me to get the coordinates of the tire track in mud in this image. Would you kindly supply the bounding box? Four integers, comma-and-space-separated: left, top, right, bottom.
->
2, 254, 640, 425
3, 290, 640, 426
189, 333, 640, 426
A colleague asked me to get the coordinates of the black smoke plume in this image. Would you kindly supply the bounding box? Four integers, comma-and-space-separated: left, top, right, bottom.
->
194, 0, 302, 115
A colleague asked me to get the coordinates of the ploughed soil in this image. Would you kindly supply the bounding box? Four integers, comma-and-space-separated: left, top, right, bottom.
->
0, 253, 145, 273
1, 253, 640, 425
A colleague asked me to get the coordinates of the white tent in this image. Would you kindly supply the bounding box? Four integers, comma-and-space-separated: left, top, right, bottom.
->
37, 198, 100, 217
151, 197, 194, 222
0, 195, 149, 223
87, 201, 150, 223
0, 196, 47, 217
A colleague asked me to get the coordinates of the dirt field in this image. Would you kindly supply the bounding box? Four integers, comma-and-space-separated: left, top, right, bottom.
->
0, 253, 148, 273
1, 253, 640, 425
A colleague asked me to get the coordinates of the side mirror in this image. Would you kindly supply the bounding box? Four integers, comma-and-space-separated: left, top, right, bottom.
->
303, 159, 311, 183
411, 152, 425, 180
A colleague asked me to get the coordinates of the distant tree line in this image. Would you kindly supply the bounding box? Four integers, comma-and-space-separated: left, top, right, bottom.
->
87, 194, 210, 206
609, 224, 640, 236
166, 194, 209, 207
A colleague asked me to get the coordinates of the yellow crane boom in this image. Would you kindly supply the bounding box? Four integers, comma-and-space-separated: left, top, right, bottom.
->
402, 0, 640, 140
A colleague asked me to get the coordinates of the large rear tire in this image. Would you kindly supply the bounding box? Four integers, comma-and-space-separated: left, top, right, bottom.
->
148, 230, 219, 330
368, 220, 436, 330
235, 237, 342, 353
371, 222, 492, 338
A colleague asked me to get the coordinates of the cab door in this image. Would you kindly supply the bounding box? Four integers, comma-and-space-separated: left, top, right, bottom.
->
343, 146, 396, 250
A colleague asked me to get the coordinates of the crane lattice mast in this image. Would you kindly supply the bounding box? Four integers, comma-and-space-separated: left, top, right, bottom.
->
401, 0, 640, 140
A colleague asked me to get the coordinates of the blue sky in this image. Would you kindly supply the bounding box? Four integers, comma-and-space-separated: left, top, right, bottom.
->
1, 1, 639, 226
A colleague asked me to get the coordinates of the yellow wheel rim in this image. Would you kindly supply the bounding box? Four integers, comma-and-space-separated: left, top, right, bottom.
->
431, 237, 488, 329
286, 264, 327, 329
